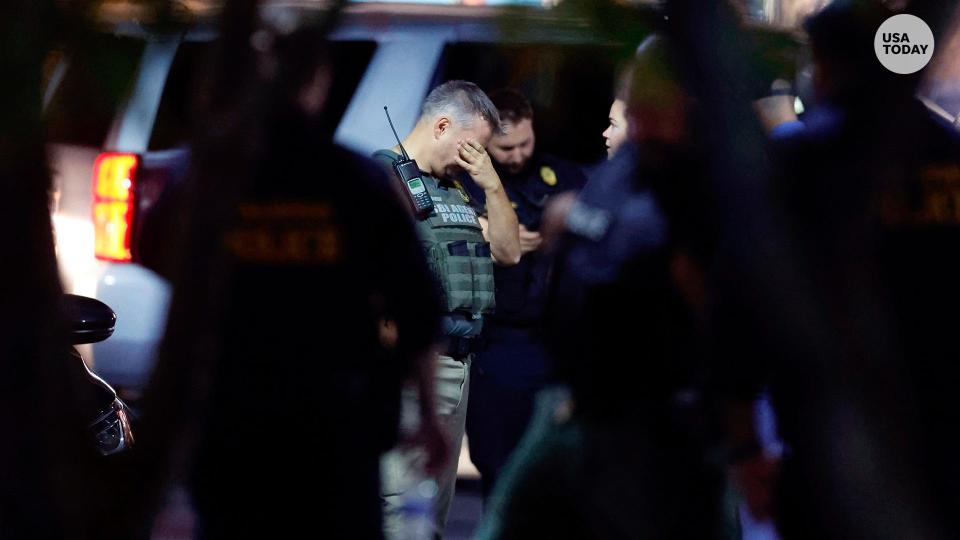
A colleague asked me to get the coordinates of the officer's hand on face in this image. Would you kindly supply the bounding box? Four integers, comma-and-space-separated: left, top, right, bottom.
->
456, 139, 502, 192
518, 224, 542, 255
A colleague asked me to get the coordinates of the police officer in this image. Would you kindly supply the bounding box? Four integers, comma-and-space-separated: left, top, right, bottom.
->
476, 35, 725, 540
373, 80, 521, 537
459, 88, 586, 499
731, 3, 960, 537
133, 22, 446, 539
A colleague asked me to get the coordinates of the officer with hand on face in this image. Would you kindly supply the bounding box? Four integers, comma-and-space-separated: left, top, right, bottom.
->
459, 88, 587, 500
373, 80, 521, 538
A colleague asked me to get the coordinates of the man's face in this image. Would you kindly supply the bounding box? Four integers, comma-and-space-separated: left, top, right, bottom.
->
488, 117, 535, 175
436, 113, 493, 180
601, 99, 629, 159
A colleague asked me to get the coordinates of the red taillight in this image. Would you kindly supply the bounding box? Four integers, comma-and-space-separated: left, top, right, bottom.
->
93, 153, 138, 262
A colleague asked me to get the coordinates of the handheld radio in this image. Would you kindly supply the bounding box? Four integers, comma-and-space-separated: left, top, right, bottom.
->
384, 106, 434, 217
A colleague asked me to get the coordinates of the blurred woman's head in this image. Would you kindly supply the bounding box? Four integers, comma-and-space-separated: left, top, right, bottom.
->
623, 35, 695, 146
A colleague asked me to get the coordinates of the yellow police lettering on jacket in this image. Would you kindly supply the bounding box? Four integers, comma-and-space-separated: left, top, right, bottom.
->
225, 202, 341, 264
879, 164, 960, 227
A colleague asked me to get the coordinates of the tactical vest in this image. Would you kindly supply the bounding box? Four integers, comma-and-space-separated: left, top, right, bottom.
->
373, 150, 496, 317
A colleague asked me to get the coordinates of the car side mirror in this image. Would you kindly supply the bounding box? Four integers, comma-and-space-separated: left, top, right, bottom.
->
62, 294, 116, 345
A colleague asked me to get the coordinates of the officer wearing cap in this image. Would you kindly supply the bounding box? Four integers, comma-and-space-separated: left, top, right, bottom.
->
372, 80, 521, 537
459, 88, 587, 499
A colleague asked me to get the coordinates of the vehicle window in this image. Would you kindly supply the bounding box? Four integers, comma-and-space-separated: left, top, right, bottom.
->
320, 41, 379, 137
45, 34, 145, 147
148, 40, 377, 150
439, 43, 624, 164
148, 40, 214, 150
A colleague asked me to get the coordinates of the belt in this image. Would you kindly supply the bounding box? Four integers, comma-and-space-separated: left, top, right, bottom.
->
442, 335, 482, 361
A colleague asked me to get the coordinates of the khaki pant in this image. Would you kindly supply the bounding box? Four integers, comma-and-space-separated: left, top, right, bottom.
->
382, 354, 471, 538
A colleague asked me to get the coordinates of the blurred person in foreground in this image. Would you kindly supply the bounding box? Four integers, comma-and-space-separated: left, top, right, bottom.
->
372, 80, 521, 537
727, 1, 959, 538
475, 35, 727, 539
461, 88, 586, 501
132, 19, 446, 539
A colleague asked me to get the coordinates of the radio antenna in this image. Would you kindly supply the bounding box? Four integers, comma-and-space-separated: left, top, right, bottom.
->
384, 106, 410, 160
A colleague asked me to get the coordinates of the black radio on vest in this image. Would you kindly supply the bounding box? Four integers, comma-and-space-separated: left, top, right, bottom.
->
384, 106, 434, 217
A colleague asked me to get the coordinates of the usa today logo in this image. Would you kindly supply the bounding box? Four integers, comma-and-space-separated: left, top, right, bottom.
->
875, 14, 934, 74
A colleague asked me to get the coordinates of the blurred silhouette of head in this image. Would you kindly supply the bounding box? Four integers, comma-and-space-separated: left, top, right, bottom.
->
804, 1, 908, 106
253, 13, 334, 118
624, 35, 693, 147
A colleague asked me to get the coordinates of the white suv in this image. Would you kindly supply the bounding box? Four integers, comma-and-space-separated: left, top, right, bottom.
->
47, 2, 627, 391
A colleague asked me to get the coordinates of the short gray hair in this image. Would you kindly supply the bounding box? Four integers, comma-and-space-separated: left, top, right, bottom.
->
420, 80, 503, 134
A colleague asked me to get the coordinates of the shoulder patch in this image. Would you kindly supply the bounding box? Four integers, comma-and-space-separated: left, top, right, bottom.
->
452, 179, 471, 203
